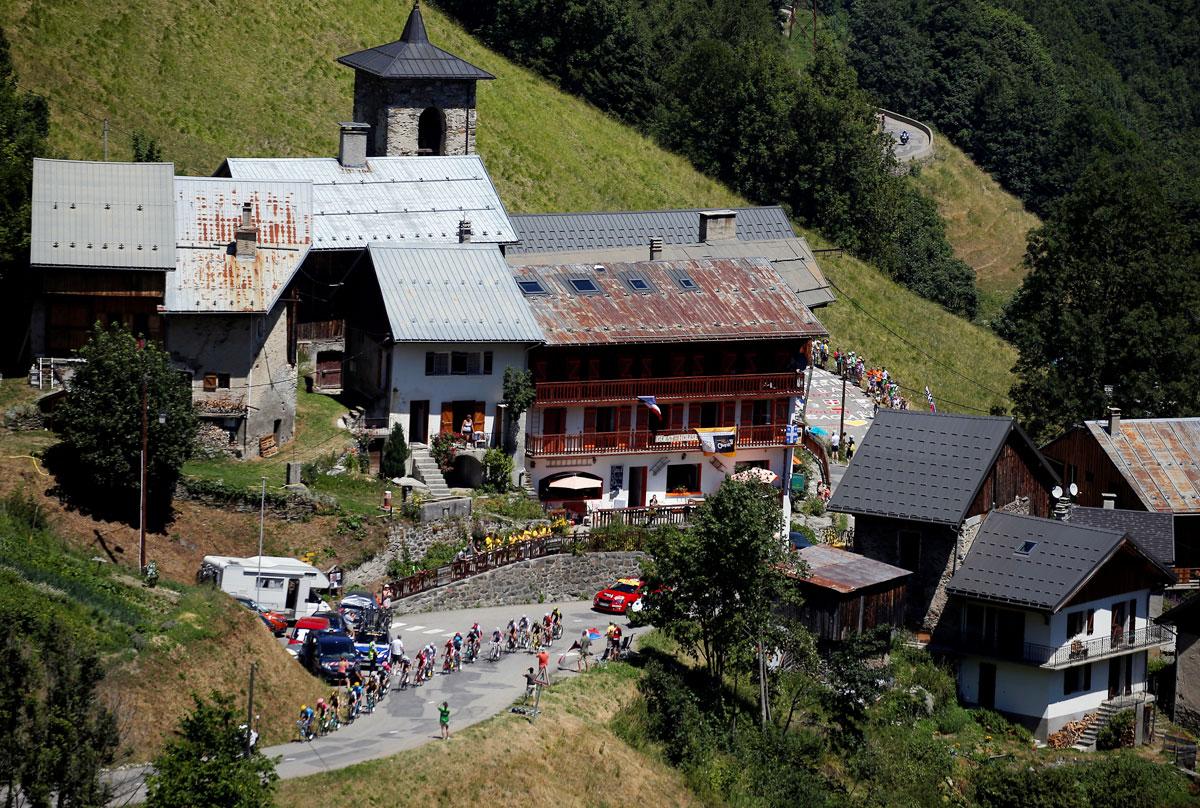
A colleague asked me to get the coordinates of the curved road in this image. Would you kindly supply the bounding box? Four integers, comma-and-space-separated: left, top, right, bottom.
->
107, 599, 614, 804
881, 112, 931, 161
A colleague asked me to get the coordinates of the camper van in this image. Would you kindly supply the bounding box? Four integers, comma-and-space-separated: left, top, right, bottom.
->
199, 555, 329, 620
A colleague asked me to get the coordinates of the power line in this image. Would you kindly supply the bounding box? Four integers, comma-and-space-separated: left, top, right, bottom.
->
823, 276, 1010, 400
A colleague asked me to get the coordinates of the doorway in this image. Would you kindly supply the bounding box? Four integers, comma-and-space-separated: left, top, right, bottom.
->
410, 400, 429, 444
978, 663, 997, 709
285, 578, 299, 612
1108, 654, 1133, 698
628, 466, 648, 507
418, 107, 445, 155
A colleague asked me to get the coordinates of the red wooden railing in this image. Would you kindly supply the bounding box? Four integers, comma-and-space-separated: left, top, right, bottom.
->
525, 424, 791, 457
388, 537, 566, 600
1175, 567, 1200, 586
534, 373, 804, 405
590, 503, 697, 529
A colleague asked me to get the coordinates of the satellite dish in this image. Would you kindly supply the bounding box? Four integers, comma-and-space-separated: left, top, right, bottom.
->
1069, 483, 1079, 497
1052, 485, 1064, 499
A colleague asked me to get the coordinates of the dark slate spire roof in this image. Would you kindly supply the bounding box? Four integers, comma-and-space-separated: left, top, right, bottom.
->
336, 2, 495, 81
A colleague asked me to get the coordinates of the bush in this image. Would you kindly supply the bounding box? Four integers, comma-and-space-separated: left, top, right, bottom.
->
481, 448, 513, 492
790, 521, 817, 545
380, 423, 409, 479
970, 707, 1032, 743
1097, 709, 1135, 751
853, 723, 954, 808
637, 660, 712, 766
935, 703, 973, 734
972, 752, 1195, 808
801, 496, 826, 516
430, 431, 457, 472
474, 493, 544, 520
419, 540, 463, 572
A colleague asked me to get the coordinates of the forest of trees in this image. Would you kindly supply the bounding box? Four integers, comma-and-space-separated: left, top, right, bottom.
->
437, 0, 980, 318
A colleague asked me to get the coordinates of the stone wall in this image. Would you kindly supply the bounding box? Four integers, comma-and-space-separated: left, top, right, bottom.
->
352, 74, 478, 156
392, 551, 646, 615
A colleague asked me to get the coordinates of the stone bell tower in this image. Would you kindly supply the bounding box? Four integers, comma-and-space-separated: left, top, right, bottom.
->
336, 0, 494, 157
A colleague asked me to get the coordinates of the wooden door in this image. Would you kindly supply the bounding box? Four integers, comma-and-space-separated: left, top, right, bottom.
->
1111, 601, 1126, 650
979, 663, 996, 709
410, 400, 429, 444
473, 402, 485, 438
316, 351, 342, 389
629, 466, 648, 507
1108, 655, 1123, 698
440, 403, 454, 437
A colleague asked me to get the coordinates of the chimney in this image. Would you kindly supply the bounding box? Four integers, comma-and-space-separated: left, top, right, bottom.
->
1108, 407, 1121, 436
649, 237, 663, 261
699, 209, 737, 242
235, 202, 257, 259
338, 121, 369, 168
1102, 493, 1117, 510
458, 219, 473, 243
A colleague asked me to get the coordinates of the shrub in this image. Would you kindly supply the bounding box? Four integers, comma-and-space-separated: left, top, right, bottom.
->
474, 494, 545, 520
1097, 709, 1135, 751
790, 522, 817, 545
935, 704, 973, 734
970, 707, 1032, 743
972, 752, 1195, 808
481, 448, 513, 492
419, 540, 463, 572
853, 723, 953, 808
430, 431, 457, 472
637, 660, 711, 766
801, 496, 826, 516
380, 424, 409, 479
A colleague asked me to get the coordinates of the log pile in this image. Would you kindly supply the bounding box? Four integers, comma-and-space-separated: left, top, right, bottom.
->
1047, 713, 1098, 748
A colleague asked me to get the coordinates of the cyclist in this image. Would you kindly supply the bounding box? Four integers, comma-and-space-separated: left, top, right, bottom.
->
398, 655, 412, 689
425, 644, 437, 680
443, 638, 455, 673
328, 690, 341, 730
551, 607, 564, 639
506, 622, 518, 652
490, 626, 503, 661
298, 704, 315, 740
452, 632, 464, 667
465, 624, 480, 662
314, 698, 329, 735
367, 641, 379, 670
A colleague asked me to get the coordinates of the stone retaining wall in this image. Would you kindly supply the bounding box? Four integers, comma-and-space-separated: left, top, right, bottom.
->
392, 551, 646, 615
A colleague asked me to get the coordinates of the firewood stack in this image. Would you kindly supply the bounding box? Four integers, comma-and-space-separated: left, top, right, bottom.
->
1047, 713, 1098, 748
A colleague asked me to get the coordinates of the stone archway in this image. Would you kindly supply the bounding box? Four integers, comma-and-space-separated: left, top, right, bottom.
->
449, 453, 483, 488
418, 107, 446, 156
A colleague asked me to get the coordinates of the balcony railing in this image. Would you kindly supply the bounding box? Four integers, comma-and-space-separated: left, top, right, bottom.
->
934, 624, 1175, 669
1175, 567, 1200, 586
590, 503, 698, 529
525, 424, 791, 457
534, 372, 804, 406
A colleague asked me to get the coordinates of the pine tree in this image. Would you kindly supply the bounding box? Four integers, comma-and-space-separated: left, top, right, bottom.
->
380, 422, 409, 479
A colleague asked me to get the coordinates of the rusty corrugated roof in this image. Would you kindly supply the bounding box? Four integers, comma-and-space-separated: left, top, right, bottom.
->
166, 177, 312, 313
791, 545, 910, 594
511, 257, 827, 346
1086, 418, 1200, 514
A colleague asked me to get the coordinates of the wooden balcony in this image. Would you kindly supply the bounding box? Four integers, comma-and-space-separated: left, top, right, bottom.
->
933, 624, 1174, 669
525, 424, 792, 457
534, 372, 804, 406
590, 504, 697, 529
1175, 567, 1200, 587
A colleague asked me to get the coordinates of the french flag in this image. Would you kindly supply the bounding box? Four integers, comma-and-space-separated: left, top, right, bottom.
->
637, 396, 662, 418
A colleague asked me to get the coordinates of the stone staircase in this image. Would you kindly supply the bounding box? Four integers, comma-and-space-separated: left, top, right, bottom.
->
410, 444, 452, 498
1073, 700, 1120, 750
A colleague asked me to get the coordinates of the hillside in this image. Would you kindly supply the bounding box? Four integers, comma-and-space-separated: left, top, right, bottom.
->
0, 0, 1014, 412
910, 138, 1041, 323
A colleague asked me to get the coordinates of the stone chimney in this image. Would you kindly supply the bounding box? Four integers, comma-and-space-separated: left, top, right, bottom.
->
1102, 493, 1116, 509
235, 202, 257, 259
338, 122, 369, 168
699, 209, 737, 242
458, 219, 473, 243
649, 237, 663, 260
1108, 407, 1121, 436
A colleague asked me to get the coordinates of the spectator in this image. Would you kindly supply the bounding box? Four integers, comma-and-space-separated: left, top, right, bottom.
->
438, 701, 451, 740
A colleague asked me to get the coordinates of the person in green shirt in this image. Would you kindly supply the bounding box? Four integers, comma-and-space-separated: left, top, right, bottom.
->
438, 701, 450, 740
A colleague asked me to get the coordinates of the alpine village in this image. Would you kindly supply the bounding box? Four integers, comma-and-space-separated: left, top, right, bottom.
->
1, 1, 1199, 806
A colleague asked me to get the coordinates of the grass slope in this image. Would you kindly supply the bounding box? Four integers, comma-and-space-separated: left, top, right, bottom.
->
1, 0, 1015, 411
911, 138, 1042, 323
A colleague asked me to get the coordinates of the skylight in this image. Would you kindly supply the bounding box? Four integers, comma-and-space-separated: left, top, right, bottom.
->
675, 274, 698, 290
568, 277, 601, 294
626, 276, 651, 293
1015, 540, 1038, 556
518, 280, 547, 295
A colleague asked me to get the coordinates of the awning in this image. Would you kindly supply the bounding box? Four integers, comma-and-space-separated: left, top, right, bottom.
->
732, 467, 780, 484
548, 475, 603, 491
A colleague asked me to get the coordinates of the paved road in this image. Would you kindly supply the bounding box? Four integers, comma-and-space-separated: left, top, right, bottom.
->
107, 599, 612, 804
881, 112, 931, 162
804, 368, 875, 491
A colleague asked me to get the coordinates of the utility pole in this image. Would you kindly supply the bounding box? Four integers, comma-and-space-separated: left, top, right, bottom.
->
245, 662, 257, 755
139, 373, 148, 571
102, 119, 109, 161
255, 477, 266, 605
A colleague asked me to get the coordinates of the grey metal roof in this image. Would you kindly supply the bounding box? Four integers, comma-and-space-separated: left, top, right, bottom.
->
31, 158, 175, 269
222, 155, 514, 249
1068, 505, 1175, 567
507, 206, 797, 255
367, 243, 543, 343
792, 545, 910, 594
947, 512, 1171, 612
828, 409, 1018, 526
1082, 418, 1200, 513
166, 177, 312, 313
336, 4, 493, 81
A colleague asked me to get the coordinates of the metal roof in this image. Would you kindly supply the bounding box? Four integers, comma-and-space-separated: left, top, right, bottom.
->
508, 237, 834, 309
507, 207, 797, 255
166, 177, 312, 313
1084, 418, 1200, 513
336, 3, 494, 81
511, 257, 827, 346
829, 410, 1028, 526
792, 545, 910, 594
31, 158, 175, 270
368, 243, 543, 343
1068, 505, 1175, 567
222, 155, 514, 249
947, 512, 1172, 612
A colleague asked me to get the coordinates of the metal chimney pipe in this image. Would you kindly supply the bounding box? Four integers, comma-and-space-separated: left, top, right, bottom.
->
240, 202, 252, 228
649, 237, 663, 261
1102, 493, 1116, 510
1108, 407, 1121, 436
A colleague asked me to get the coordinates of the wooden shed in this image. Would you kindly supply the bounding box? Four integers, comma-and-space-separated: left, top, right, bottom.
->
786, 544, 911, 642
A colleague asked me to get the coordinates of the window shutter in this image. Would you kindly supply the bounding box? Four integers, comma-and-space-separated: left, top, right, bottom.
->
740, 400, 755, 427
425, 352, 435, 375
203, 373, 218, 392
721, 351, 737, 374
691, 354, 705, 375
721, 401, 736, 426
584, 407, 597, 434
618, 405, 631, 433
473, 403, 485, 435
587, 358, 601, 379
743, 352, 758, 373
1083, 663, 1092, 690
639, 355, 654, 377
618, 356, 634, 378
483, 351, 493, 375
669, 403, 683, 431
1086, 609, 1094, 635
670, 354, 686, 376
774, 398, 790, 425
533, 359, 547, 380
440, 403, 454, 435
466, 352, 481, 375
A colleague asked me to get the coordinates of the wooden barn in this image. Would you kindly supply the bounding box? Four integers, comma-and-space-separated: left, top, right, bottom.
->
786, 543, 911, 642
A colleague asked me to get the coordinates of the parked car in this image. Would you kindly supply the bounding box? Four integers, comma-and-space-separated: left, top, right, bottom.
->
353, 627, 392, 669
299, 631, 359, 682
234, 596, 288, 636
309, 610, 350, 634
286, 615, 331, 658
593, 578, 645, 614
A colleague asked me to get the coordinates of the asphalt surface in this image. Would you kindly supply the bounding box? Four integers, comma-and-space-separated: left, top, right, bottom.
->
804, 367, 876, 491
106, 599, 615, 804
881, 113, 931, 161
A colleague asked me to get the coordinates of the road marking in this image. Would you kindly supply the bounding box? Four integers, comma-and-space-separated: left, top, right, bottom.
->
444, 632, 455, 637
406, 625, 425, 632
423, 628, 444, 635
284, 757, 296, 761
391, 622, 406, 628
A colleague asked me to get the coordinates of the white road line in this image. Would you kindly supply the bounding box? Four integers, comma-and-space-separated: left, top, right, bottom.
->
444, 632, 455, 637
423, 628, 443, 634
406, 625, 425, 632
391, 622, 406, 628
284, 757, 296, 761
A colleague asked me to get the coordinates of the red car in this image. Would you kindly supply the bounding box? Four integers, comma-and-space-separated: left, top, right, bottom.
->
235, 596, 289, 636
593, 578, 645, 614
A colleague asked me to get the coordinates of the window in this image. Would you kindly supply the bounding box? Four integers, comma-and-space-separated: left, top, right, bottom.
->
201, 372, 230, 392
671, 269, 699, 291
568, 277, 600, 294
217, 373, 230, 389
697, 402, 720, 428
623, 273, 653, 294
425, 351, 492, 376
897, 529, 920, 571
752, 400, 773, 426
518, 280, 547, 295
665, 463, 701, 495
255, 577, 285, 590
1067, 609, 1095, 638
1015, 540, 1038, 556
594, 406, 616, 433
1064, 663, 1092, 695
